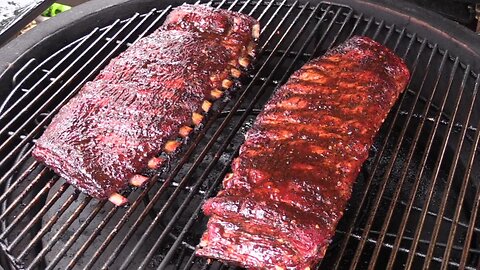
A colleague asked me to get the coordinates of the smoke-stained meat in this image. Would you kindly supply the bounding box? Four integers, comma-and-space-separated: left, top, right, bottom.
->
32, 5, 259, 204
196, 36, 410, 269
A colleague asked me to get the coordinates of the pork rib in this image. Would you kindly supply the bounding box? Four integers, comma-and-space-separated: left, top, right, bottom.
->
32, 5, 259, 203
196, 36, 410, 269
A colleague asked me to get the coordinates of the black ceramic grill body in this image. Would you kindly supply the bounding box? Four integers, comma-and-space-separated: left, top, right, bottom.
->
0, 0, 480, 269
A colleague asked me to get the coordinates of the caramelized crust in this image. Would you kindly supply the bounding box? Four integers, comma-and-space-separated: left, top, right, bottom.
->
32, 5, 259, 199
197, 36, 410, 269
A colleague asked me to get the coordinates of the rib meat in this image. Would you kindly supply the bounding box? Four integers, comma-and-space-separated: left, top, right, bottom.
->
32, 5, 259, 201
196, 36, 410, 269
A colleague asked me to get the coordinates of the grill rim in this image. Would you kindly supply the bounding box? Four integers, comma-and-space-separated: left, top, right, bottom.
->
1, 0, 480, 98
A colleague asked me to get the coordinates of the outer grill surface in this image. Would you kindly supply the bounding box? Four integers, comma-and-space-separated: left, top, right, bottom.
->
0, 1, 479, 269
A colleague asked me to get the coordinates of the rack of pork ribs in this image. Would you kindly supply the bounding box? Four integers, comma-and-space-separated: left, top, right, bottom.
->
32, 4, 260, 206
196, 36, 410, 269
32, 3, 411, 268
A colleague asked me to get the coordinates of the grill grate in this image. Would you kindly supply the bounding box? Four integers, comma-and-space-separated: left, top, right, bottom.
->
0, 0, 480, 269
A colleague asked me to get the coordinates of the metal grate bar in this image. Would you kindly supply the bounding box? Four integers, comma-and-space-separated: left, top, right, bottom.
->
372, 20, 385, 40
384, 50, 460, 267
444, 75, 480, 268
226, 0, 241, 10
334, 230, 476, 270
80, 182, 157, 269
0, 149, 34, 187
423, 64, 472, 269
0, 58, 37, 114
132, 7, 172, 44
367, 52, 460, 269
340, 228, 480, 255
16, 192, 79, 261
0, 10, 158, 170
0, 167, 52, 222
309, 5, 342, 56
0, 179, 58, 238
256, 0, 290, 54
160, 156, 234, 270
347, 13, 364, 39
8, 183, 72, 252
0, 159, 39, 205
350, 35, 449, 270
360, 15, 375, 36
460, 179, 480, 268
214, 0, 228, 9
0, 35, 90, 119
330, 33, 427, 269
26, 197, 92, 269
381, 194, 480, 233
403, 56, 464, 269
65, 201, 118, 269
0, 177, 59, 239
45, 200, 106, 270
275, 5, 333, 84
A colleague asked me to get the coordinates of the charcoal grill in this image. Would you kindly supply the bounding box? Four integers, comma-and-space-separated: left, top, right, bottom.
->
0, 0, 480, 269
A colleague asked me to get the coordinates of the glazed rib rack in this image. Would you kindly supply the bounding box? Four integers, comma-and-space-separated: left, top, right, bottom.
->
0, 1, 479, 269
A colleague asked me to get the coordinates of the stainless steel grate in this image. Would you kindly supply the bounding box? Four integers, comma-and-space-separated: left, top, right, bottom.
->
0, 0, 479, 269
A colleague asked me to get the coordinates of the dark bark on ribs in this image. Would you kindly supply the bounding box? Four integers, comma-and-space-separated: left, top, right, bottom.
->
196, 36, 410, 269
32, 5, 259, 200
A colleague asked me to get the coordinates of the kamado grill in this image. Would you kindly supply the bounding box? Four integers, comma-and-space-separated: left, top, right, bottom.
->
0, 0, 479, 269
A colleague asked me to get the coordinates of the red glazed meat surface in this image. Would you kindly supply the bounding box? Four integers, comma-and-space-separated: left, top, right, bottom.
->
32, 5, 259, 199
196, 36, 410, 269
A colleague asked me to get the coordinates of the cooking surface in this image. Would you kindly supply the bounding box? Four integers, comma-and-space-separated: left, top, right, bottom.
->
0, 0, 479, 269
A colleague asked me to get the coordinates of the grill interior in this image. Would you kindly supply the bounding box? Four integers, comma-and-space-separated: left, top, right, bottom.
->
1, 0, 480, 269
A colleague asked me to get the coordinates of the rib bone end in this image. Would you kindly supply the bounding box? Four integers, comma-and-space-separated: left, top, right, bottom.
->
252, 24, 260, 39
108, 193, 128, 206
222, 79, 233, 89
148, 157, 165, 169
231, 68, 241, 78
192, 112, 204, 126
129, 175, 149, 187
202, 100, 212, 112
165, 140, 181, 153
239, 57, 250, 68
179, 126, 193, 137
211, 89, 223, 99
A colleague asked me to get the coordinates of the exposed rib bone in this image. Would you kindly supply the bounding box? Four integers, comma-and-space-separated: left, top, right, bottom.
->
252, 24, 260, 39
211, 89, 223, 99
231, 68, 241, 78
222, 79, 233, 89
129, 175, 149, 186
108, 193, 128, 206
239, 57, 250, 68
202, 100, 212, 112
165, 140, 181, 153
192, 112, 204, 126
179, 126, 193, 137
148, 156, 165, 169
